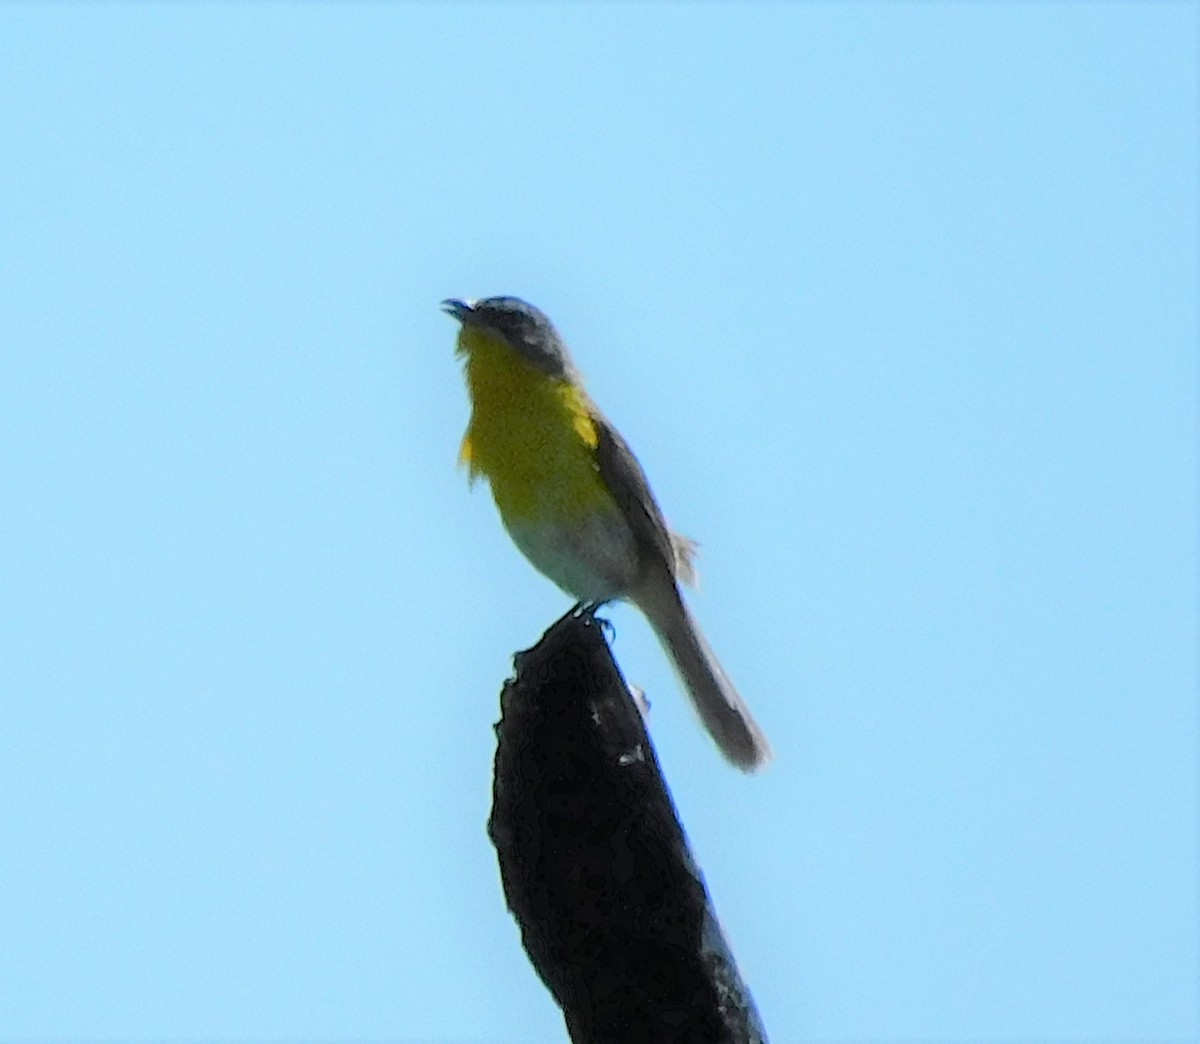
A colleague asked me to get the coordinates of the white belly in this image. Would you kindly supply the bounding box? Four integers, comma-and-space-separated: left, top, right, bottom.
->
503, 508, 639, 602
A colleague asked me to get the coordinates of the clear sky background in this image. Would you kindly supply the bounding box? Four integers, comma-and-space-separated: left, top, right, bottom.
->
1, 4, 1195, 1042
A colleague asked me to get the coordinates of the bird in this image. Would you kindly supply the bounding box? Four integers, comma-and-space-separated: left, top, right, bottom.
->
443, 295, 770, 771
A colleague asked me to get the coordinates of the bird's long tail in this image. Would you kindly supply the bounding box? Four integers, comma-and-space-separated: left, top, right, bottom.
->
635, 581, 772, 771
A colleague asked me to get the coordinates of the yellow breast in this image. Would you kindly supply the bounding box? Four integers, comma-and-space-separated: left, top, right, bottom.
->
457, 327, 613, 522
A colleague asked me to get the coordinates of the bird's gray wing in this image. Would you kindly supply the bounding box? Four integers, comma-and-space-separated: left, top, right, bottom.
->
592, 408, 682, 583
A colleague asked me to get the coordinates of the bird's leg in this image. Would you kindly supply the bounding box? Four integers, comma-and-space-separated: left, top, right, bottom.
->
571, 599, 617, 638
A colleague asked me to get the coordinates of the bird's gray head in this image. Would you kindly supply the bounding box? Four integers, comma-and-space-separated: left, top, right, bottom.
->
441, 296, 576, 379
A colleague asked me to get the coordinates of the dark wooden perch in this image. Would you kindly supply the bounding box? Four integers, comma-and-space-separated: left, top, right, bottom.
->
487, 609, 768, 1043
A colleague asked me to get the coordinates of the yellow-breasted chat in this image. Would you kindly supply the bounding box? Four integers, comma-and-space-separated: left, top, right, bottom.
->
443, 296, 770, 771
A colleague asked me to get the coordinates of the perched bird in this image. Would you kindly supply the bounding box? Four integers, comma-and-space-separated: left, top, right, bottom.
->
444, 296, 770, 771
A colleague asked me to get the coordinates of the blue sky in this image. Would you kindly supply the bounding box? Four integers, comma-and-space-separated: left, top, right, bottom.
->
1, 4, 1195, 1041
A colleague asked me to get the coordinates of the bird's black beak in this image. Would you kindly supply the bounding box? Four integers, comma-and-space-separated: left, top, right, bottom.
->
440, 298, 474, 323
